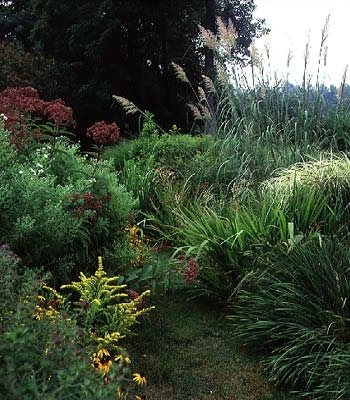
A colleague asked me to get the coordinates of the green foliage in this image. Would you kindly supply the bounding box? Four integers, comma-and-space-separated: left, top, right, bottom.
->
150, 177, 346, 300
229, 239, 350, 399
0, 251, 118, 400
117, 158, 157, 211
263, 156, 350, 232
0, 127, 135, 279
61, 256, 153, 341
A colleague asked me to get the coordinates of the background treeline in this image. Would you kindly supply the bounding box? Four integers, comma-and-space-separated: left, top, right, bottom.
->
0, 0, 267, 139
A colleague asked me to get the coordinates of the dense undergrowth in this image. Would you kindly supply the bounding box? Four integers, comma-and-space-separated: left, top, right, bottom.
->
2, 18, 350, 400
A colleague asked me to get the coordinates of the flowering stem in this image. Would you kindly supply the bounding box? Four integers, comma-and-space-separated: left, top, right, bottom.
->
91, 145, 103, 179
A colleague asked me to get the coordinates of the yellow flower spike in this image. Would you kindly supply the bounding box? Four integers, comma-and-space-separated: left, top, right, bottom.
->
98, 256, 103, 270
133, 373, 147, 385
124, 356, 131, 364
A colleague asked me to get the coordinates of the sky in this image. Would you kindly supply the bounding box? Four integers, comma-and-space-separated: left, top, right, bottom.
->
253, 0, 350, 85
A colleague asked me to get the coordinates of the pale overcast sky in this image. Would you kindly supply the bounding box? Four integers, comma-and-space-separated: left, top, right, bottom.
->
254, 0, 350, 85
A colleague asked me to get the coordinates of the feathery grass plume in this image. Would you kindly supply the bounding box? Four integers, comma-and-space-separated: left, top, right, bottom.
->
337, 65, 348, 100
286, 50, 293, 69
112, 96, 140, 115
197, 86, 207, 102
323, 45, 328, 67
320, 14, 330, 47
216, 17, 237, 49
170, 62, 190, 84
302, 35, 311, 91
264, 42, 271, 62
285, 50, 293, 84
316, 15, 330, 89
187, 104, 202, 120
201, 75, 217, 95
198, 104, 211, 119
198, 24, 218, 50
215, 64, 228, 86
249, 43, 262, 70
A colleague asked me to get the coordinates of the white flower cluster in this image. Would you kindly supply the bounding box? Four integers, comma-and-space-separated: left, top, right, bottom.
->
0, 113, 8, 129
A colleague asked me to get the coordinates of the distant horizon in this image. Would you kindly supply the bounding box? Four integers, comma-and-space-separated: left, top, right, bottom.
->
254, 0, 350, 86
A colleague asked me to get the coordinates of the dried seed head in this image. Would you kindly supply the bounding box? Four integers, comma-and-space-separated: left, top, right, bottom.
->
112, 96, 139, 114
170, 62, 190, 84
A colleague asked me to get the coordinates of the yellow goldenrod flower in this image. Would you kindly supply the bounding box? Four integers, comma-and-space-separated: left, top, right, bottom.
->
133, 372, 147, 385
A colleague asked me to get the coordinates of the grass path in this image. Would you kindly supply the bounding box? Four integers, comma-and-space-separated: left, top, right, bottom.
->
129, 292, 293, 400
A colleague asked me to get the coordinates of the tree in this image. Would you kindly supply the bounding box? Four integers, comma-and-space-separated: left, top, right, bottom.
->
0, 0, 268, 135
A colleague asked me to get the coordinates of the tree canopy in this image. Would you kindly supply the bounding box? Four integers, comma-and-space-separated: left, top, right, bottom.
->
0, 0, 268, 134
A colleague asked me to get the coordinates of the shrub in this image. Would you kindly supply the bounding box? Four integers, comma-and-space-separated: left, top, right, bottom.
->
0, 250, 153, 399
0, 250, 116, 399
0, 40, 63, 98
0, 126, 136, 279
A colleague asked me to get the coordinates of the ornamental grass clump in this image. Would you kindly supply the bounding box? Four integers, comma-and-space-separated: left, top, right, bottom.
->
262, 155, 350, 233
229, 239, 350, 399
263, 155, 350, 199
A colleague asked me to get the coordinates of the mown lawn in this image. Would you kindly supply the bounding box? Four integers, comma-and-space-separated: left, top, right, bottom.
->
129, 292, 294, 400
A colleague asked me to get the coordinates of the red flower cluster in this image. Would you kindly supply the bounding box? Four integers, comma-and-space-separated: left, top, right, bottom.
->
0, 86, 77, 149
125, 289, 140, 300
86, 121, 121, 144
45, 99, 76, 128
125, 289, 148, 308
0, 87, 45, 114
178, 255, 199, 283
70, 191, 112, 222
